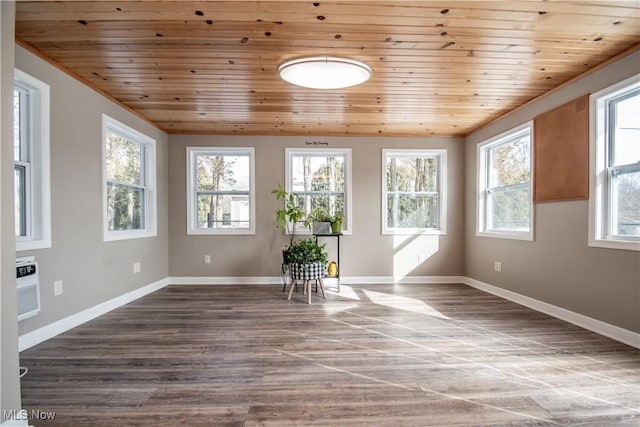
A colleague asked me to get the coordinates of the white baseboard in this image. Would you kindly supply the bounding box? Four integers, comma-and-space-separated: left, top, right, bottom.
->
341, 275, 465, 285
462, 277, 640, 349
18, 278, 170, 352
170, 276, 279, 285
169, 276, 465, 286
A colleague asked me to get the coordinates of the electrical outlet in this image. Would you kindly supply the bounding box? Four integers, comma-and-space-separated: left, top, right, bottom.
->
133, 262, 141, 274
54, 280, 63, 296
494, 261, 502, 273
204, 255, 211, 264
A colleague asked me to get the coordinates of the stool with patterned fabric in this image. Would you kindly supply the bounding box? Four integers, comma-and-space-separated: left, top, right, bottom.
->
287, 262, 327, 304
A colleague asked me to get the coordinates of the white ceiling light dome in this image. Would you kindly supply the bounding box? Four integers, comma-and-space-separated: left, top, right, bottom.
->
278, 56, 372, 90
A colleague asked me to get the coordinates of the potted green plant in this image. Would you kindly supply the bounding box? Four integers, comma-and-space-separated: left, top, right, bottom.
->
309, 207, 332, 234
330, 211, 345, 233
286, 238, 329, 303
286, 238, 328, 265
271, 183, 310, 249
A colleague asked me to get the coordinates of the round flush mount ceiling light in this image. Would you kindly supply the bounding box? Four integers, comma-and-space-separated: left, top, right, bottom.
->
278, 56, 372, 89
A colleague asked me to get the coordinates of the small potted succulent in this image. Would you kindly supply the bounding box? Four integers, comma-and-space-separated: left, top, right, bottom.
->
330, 211, 345, 233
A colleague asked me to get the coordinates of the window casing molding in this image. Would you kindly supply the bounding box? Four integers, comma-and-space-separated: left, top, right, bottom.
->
285, 148, 352, 235
476, 121, 534, 241
15, 69, 51, 252
186, 147, 256, 235
589, 74, 640, 251
382, 149, 447, 235
102, 114, 157, 241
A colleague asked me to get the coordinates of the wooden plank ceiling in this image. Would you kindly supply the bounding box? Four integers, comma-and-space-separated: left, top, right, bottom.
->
14, 1, 640, 137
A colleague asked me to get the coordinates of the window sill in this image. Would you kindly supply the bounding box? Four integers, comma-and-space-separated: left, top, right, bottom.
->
16, 238, 52, 252
188, 228, 256, 236
477, 230, 533, 241
104, 229, 157, 242
588, 238, 640, 252
383, 229, 446, 236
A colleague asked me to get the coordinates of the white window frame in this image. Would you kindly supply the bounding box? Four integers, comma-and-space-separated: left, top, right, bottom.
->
285, 148, 352, 235
476, 122, 534, 241
382, 149, 447, 235
186, 147, 256, 235
15, 69, 51, 252
589, 74, 640, 251
102, 114, 157, 241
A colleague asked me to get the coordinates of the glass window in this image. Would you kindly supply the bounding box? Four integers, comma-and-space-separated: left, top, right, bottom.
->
187, 147, 255, 235
103, 115, 156, 241
285, 148, 352, 234
477, 123, 533, 240
590, 75, 640, 251
14, 69, 51, 251
382, 149, 447, 234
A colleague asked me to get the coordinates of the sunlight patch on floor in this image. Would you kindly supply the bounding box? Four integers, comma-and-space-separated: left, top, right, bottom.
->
361, 288, 450, 320
326, 284, 361, 301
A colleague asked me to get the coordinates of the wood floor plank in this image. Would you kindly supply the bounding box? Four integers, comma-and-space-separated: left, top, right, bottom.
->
19, 284, 640, 426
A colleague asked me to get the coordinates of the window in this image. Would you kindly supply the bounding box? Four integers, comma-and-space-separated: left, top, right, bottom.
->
285, 148, 352, 234
102, 115, 156, 241
187, 147, 255, 235
589, 75, 640, 251
476, 122, 533, 241
14, 69, 51, 251
382, 149, 447, 235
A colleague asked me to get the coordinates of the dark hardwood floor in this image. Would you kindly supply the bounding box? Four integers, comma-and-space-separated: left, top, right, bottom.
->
19, 284, 640, 426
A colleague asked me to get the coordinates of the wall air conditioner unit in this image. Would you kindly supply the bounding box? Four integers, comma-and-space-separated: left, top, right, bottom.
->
16, 257, 40, 321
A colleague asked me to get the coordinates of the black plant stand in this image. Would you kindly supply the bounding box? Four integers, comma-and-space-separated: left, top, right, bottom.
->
313, 232, 342, 293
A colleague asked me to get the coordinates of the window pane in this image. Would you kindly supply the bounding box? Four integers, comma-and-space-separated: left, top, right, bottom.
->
107, 184, 144, 231
386, 157, 437, 192
303, 193, 344, 217
613, 170, 640, 237
196, 193, 250, 229
14, 89, 22, 162
14, 165, 27, 237
488, 135, 530, 187
196, 154, 249, 191
291, 155, 344, 192
387, 194, 438, 229
612, 91, 640, 166
106, 132, 143, 185
488, 186, 530, 231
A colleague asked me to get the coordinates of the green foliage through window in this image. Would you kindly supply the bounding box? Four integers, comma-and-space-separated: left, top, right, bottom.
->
192, 150, 252, 231
105, 130, 146, 231
384, 151, 443, 232
290, 152, 346, 222
481, 127, 532, 234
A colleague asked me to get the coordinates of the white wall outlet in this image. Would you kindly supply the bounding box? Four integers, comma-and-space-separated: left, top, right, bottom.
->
494, 261, 502, 273
204, 255, 211, 264
54, 280, 63, 296
133, 262, 141, 274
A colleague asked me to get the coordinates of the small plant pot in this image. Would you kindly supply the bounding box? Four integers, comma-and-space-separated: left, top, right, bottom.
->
331, 221, 343, 233
313, 221, 331, 234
